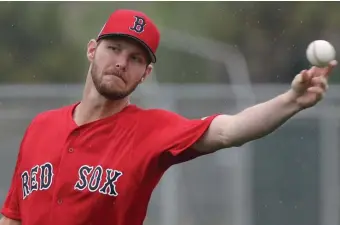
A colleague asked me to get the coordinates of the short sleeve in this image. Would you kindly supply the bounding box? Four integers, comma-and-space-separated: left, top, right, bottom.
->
156, 112, 220, 166
1, 149, 22, 220
0, 124, 32, 220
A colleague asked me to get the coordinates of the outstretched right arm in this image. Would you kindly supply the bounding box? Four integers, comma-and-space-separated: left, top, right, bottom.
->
0, 217, 21, 225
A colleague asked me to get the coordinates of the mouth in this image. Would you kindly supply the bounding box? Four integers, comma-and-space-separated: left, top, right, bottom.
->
104, 73, 125, 83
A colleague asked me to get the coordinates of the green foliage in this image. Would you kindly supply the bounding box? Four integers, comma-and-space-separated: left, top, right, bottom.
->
0, 2, 85, 83
0, 2, 339, 84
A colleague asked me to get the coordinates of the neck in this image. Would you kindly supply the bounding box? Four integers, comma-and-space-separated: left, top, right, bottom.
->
73, 74, 130, 126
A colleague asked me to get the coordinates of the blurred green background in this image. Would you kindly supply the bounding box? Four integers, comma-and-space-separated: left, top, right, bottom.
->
1, 2, 340, 225
1, 1, 339, 84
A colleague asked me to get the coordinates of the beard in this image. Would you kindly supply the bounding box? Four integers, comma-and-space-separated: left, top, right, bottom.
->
90, 61, 140, 101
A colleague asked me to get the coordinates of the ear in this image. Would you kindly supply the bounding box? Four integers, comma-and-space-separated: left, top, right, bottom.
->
140, 64, 153, 83
87, 39, 98, 62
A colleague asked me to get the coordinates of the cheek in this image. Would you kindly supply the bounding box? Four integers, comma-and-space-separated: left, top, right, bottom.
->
127, 66, 145, 82
93, 57, 109, 74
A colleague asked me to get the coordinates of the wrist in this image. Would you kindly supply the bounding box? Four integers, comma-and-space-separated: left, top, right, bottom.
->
282, 89, 304, 112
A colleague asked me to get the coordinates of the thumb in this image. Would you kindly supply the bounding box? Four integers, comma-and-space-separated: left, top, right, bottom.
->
292, 70, 310, 93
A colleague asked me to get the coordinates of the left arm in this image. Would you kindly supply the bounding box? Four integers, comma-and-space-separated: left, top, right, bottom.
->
193, 61, 337, 153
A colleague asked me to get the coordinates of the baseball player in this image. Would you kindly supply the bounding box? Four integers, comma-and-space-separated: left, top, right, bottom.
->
0, 9, 337, 225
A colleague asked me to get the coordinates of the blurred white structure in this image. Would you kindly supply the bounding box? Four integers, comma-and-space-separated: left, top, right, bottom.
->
146, 28, 255, 225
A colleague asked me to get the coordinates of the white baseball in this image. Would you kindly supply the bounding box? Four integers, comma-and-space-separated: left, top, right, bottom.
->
306, 40, 336, 67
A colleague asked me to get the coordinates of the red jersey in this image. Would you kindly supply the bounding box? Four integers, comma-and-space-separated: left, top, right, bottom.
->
1, 103, 218, 225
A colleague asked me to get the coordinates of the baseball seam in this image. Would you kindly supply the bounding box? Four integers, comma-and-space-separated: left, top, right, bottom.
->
312, 41, 323, 66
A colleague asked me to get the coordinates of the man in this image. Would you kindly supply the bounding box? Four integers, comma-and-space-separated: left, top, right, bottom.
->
0, 8, 337, 225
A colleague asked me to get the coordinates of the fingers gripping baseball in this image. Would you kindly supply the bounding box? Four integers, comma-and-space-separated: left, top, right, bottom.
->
291, 60, 337, 108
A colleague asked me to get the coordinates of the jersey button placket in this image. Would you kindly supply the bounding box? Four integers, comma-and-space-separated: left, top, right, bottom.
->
54, 130, 79, 208
71, 130, 80, 137
67, 129, 80, 153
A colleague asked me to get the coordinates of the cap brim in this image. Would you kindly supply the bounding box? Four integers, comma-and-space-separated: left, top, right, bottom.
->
97, 34, 156, 63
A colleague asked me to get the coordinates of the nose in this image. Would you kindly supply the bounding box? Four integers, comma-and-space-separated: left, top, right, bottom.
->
115, 55, 128, 71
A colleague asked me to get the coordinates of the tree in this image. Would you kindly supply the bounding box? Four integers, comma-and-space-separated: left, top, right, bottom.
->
0, 2, 85, 83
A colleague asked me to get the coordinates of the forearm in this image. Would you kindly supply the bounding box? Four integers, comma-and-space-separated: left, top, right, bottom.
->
226, 89, 302, 146
0, 217, 21, 225
195, 61, 335, 153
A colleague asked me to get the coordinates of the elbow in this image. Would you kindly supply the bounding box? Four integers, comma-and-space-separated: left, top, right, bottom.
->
206, 114, 249, 151
222, 138, 246, 148
220, 128, 247, 148
218, 115, 252, 148
233, 141, 246, 147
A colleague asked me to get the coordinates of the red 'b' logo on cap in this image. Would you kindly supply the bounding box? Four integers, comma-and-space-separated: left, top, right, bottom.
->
130, 16, 146, 33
